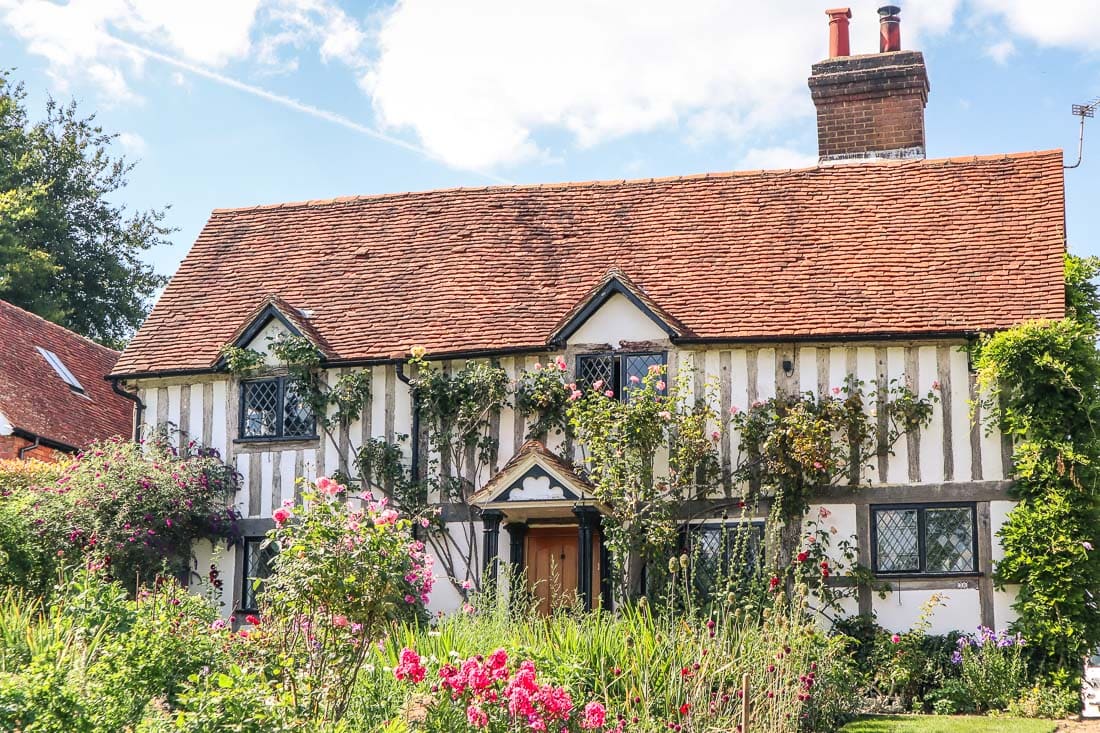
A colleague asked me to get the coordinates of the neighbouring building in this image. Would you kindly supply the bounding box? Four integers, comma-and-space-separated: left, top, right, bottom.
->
109, 6, 1066, 633
0, 298, 134, 461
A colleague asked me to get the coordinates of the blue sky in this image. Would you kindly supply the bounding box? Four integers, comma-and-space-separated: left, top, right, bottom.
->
1, 0, 1099, 283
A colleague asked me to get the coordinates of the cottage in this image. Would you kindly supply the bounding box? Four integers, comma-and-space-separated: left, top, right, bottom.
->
0, 298, 133, 461
110, 7, 1066, 632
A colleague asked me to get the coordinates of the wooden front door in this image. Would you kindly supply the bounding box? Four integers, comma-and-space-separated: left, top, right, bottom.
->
525, 526, 602, 615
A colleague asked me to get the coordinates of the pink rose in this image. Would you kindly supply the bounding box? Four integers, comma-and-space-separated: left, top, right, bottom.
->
273, 507, 292, 524
593, 379, 604, 390
316, 476, 342, 496
891, 633, 901, 644
534, 362, 543, 370
604, 390, 615, 398
730, 405, 740, 415
333, 615, 349, 628
629, 375, 640, 384
658, 410, 672, 420
831, 386, 842, 396
569, 389, 582, 401
656, 380, 666, 391
374, 509, 400, 526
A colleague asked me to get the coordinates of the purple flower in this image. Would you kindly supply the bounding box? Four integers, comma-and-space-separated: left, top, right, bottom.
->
1084, 541, 1094, 551
950, 651, 963, 665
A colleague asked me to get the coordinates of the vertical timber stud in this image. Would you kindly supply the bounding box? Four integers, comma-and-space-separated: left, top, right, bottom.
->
977, 502, 995, 628
480, 509, 504, 590
574, 505, 598, 611
506, 522, 528, 611
597, 515, 612, 610
855, 504, 873, 616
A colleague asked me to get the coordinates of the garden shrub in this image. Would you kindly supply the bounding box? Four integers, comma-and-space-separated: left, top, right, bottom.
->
1007, 683, 1080, 719
0, 459, 65, 594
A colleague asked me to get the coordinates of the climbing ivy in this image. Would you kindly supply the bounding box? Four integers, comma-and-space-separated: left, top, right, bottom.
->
976, 309, 1100, 687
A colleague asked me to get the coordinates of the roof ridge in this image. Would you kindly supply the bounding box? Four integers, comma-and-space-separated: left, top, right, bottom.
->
210, 149, 1063, 215
0, 299, 120, 357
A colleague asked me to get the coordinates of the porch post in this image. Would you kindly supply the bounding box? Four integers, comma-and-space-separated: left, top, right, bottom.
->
574, 505, 599, 611
480, 509, 504, 589
505, 521, 528, 611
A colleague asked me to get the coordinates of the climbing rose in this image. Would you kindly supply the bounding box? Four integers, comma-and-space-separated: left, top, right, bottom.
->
374, 509, 399, 526
570, 389, 583, 401
656, 380, 666, 391
273, 506, 292, 524
891, 634, 901, 644
316, 476, 342, 496
604, 390, 615, 398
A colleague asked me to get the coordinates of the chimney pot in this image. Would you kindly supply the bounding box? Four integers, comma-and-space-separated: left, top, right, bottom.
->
825, 8, 852, 58
878, 5, 902, 52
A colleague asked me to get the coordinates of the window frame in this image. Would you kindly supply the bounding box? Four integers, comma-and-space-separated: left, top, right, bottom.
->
240, 536, 278, 613
237, 376, 317, 442
870, 502, 979, 577
682, 519, 766, 597
575, 351, 668, 402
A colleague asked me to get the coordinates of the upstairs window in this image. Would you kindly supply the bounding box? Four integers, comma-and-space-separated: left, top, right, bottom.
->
872, 503, 977, 575
239, 377, 315, 440
241, 537, 278, 612
36, 346, 84, 394
575, 352, 666, 401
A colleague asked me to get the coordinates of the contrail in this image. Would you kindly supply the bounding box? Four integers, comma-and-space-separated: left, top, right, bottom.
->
104, 34, 512, 185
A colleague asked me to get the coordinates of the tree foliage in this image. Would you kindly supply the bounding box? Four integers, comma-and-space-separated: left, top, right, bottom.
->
0, 71, 170, 346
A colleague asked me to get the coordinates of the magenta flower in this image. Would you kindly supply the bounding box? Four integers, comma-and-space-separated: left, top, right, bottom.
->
581, 701, 607, 729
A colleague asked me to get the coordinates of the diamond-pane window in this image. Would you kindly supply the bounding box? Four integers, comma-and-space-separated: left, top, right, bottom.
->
241, 537, 278, 611
575, 352, 666, 401
874, 509, 919, 573
685, 522, 763, 599
240, 377, 316, 440
872, 504, 976, 575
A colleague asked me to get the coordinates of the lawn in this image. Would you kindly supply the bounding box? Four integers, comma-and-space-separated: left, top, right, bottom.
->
840, 716, 1058, 733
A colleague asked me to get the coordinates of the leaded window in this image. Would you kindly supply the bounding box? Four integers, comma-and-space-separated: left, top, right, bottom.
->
575, 352, 667, 401
683, 522, 764, 598
872, 504, 977, 575
239, 377, 316, 440
241, 537, 278, 612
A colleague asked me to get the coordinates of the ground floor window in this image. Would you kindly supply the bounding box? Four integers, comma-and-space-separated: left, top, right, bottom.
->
682, 521, 764, 597
241, 537, 278, 612
871, 503, 977, 575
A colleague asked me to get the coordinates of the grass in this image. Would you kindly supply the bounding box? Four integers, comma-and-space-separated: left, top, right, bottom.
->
840, 715, 1058, 733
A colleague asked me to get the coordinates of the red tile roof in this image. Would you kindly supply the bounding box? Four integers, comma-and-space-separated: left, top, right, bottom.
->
0, 300, 133, 448
113, 150, 1067, 377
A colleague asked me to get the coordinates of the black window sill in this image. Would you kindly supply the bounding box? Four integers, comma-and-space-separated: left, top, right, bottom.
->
873, 571, 982, 579
234, 435, 320, 445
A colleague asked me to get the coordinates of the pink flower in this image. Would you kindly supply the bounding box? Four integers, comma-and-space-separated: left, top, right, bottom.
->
316, 476, 342, 496
569, 390, 582, 401
629, 375, 640, 384
555, 356, 568, 370
245, 614, 260, 625
711, 430, 721, 441
332, 615, 349, 628
405, 594, 416, 604
467, 704, 488, 728
819, 507, 832, 519
395, 648, 426, 683
1084, 541, 1094, 551
812, 461, 824, 470
534, 362, 543, 370
891, 633, 901, 644
648, 364, 661, 374
730, 405, 740, 415
581, 701, 607, 729
604, 390, 615, 398
931, 380, 941, 390
273, 507, 292, 524
658, 410, 672, 420
374, 509, 400, 526
593, 380, 604, 390
831, 386, 842, 396
656, 380, 666, 391
461, 579, 473, 590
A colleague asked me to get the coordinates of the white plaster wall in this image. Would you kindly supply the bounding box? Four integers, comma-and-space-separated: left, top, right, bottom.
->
804, 503, 858, 568
994, 586, 1020, 629
990, 500, 1016, 564
244, 319, 293, 366
566, 293, 668, 345
191, 539, 237, 617
424, 519, 495, 615
873, 587, 982, 635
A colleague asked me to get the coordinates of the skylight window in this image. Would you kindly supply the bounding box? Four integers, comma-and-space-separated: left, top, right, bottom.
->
36, 347, 84, 394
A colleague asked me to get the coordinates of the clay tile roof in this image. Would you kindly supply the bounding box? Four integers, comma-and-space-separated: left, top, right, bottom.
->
0, 299, 133, 448
113, 150, 1067, 377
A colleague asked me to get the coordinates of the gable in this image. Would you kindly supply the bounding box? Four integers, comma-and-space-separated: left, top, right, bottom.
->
565, 292, 671, 346
244, 317, 294, 366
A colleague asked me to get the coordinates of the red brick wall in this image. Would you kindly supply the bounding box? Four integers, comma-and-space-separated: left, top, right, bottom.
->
808, 51, 930, 161
0, 435, 67, 462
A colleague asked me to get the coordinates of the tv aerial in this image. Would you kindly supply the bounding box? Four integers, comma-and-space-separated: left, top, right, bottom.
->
1066, 98, 1100, 169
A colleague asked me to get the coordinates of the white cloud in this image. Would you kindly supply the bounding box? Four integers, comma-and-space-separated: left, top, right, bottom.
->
738, 147, 818, 171
116, 131, 146, 154
361, 0, 961, 170
972, 0, 1100, 51
985, 39, 1015, 64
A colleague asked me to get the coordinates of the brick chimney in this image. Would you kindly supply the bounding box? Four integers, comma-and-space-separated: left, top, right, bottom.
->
808, 5, 930, 164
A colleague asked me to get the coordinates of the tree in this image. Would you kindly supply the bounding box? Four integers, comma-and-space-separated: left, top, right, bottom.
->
0, 70, 170, 346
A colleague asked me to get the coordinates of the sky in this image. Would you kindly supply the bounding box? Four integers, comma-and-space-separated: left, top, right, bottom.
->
1, 0, 1099, 284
